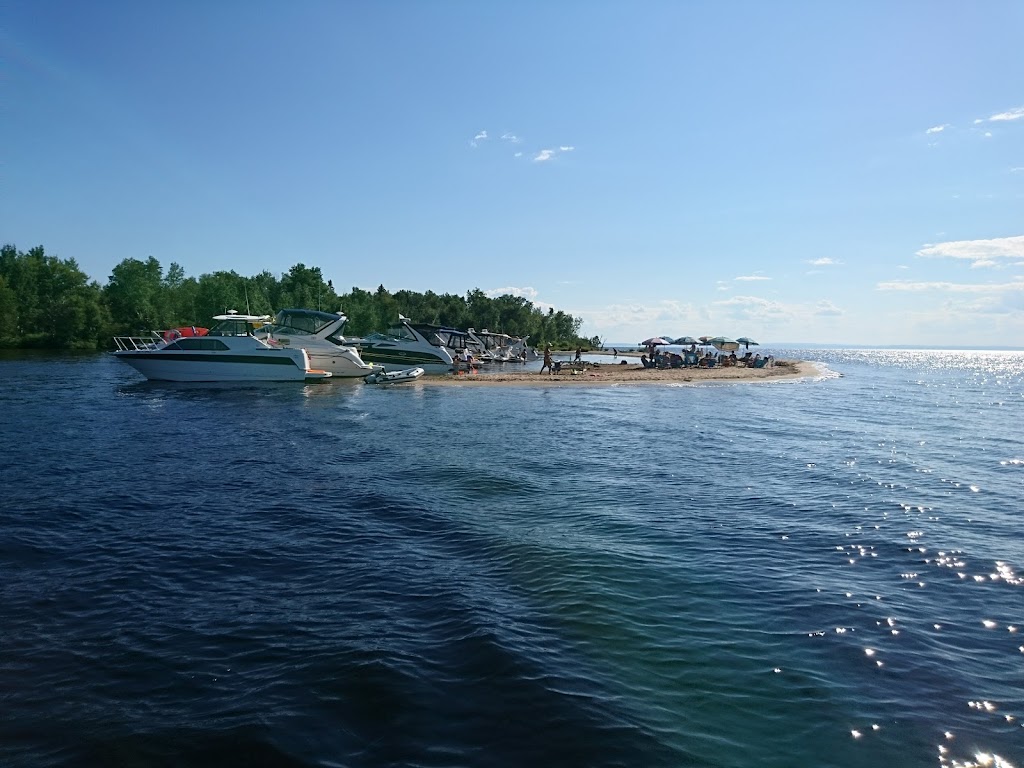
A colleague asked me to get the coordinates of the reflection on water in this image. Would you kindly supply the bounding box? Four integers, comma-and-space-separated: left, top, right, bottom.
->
1, 349, 1022, 767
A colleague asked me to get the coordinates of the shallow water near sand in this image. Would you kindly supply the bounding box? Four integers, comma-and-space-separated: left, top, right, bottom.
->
2, 349, 1022, 767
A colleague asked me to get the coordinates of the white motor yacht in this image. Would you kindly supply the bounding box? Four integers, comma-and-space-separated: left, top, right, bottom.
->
255, 309, 376, 378
351, 315, 454, 375
112, 312, 332, 382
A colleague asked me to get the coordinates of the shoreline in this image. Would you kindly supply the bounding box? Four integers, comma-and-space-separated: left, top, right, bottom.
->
420, 359, 824, 387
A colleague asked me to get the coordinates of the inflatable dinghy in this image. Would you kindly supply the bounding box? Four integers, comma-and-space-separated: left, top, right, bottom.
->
364, 366, 425, 384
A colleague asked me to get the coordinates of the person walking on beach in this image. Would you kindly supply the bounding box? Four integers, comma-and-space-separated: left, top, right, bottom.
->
540, 345, 553, 375
574, 347, 582, 364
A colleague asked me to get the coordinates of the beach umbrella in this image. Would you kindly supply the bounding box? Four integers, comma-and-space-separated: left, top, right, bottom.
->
640, 337, 672, 346
673, 336, 700, 345
709, 336, 740, 352
736, 337, 759, 349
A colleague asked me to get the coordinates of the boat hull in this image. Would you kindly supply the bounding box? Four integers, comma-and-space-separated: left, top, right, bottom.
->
364, 367, 425, 384
304, 350, 375, 378
114, 350, 313, 382
356, 346, 452, 375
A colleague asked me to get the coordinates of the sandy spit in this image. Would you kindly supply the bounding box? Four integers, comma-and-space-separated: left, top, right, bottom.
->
420, 360, 823, 387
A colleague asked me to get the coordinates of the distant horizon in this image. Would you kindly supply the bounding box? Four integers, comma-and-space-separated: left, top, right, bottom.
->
604, 342, 1024, 352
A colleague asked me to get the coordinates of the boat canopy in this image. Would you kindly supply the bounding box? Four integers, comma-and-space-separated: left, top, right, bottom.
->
265, 309, 345, 336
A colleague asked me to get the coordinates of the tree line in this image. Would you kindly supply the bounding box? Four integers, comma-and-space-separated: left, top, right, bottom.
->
0, 244, 599, 350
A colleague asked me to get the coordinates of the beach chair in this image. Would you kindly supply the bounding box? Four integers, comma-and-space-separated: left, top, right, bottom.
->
752, 358, 767, 369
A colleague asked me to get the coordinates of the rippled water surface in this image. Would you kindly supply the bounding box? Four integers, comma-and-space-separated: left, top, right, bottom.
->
2, 350, 1022, 767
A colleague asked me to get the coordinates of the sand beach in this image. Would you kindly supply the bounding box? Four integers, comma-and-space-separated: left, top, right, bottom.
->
426, 358, 822, 387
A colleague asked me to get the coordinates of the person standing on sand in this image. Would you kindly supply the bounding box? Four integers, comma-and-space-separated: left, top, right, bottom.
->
540, 345, 553, 375
574, 347, 582, 363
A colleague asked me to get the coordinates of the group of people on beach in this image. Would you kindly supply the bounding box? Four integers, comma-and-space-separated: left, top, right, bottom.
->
539, 344, 582, 375
641, 348, 772, 370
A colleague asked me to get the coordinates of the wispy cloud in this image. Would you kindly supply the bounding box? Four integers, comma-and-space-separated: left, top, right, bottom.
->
975, 107, 1024, 124
711, 294, 842, 322
925, 124, 949, 134
533, 146, 575, 162
916, 235, 1024, 268
877, 280, 1024, 293
814, 300, 843, 317
807, 257, 842, 266
469, 129, 488, 148
500, 132, 522, 144
484, 286, 538, 300
734, 274, 771, 281
988, 107, 1024, 122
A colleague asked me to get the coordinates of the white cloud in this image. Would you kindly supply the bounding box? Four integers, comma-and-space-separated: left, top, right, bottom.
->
988, 107, 1024, 122
469, 129, 488, 148
876, 280, 1024, 293
926, 124, 948, 134
807, 257, 842, 266
500, 132, 522, 144
533, 145, 575, 162
814, 300, 844, 317
916, 235, 1024, 267
1011, 167, 1024, 173
735, 274, 771, 281
514, 152, 523, 157
985, 131, 993, 138
485, 286, 539, 300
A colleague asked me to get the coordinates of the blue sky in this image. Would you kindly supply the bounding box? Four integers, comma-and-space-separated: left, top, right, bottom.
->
4, 1, 1023, 345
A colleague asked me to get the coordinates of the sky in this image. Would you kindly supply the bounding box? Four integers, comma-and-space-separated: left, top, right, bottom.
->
3, 1, 1024, 346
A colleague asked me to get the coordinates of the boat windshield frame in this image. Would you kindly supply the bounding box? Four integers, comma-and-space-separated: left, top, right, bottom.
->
207, 318, 262, 337
266, 309, 344, 337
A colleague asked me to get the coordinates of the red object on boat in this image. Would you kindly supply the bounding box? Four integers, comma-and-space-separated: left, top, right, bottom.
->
163, 326, 209, 342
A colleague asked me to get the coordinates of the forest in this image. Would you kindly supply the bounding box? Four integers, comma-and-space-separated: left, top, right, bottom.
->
0, 244, 599, 350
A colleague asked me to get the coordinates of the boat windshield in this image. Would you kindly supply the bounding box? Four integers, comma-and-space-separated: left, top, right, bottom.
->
265, 310, 340, 336
208, 318, 258, 337
381, 323, 419, 342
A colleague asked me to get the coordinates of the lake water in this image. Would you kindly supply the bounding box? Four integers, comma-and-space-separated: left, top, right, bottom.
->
2, 349, 1022, 767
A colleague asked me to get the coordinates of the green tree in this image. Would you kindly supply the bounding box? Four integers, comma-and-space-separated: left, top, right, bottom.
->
104, 257, 166, 333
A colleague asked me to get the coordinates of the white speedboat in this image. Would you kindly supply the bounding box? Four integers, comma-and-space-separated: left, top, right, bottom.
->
112, 312, 332, 382
255, 309, 376, 378
467, 328, 519, 362
351, 315, 454, 375
363, 366, 425, 384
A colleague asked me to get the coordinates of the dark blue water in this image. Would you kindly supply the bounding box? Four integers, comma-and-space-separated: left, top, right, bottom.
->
2, 350, 1022, 767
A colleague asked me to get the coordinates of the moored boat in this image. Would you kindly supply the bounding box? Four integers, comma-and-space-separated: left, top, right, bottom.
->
349, 315, 454, 374
254, 309, 376, 378
363, 366, 425, 384
112, 311, 332, 382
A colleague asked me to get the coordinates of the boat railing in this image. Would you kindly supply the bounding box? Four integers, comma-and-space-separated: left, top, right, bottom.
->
113, 334, 164, 352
